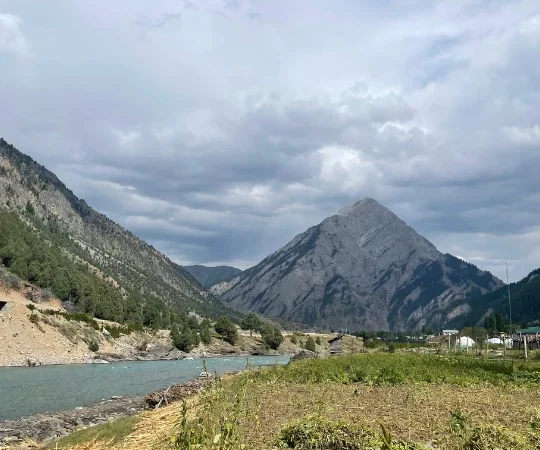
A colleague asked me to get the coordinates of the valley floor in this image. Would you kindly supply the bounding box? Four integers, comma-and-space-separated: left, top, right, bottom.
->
24, 353, 540, 450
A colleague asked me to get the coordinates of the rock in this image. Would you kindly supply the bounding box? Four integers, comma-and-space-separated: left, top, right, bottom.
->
289, 350, 316, 363
26, 357, 38, 367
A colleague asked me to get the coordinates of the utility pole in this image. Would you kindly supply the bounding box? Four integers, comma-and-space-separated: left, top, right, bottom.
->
506, 261, 512, 333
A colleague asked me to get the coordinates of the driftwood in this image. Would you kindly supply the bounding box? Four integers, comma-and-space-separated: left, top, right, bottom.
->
144, 379, 208, 409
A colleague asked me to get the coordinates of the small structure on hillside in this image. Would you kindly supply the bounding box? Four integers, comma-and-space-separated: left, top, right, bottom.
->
513, 327, 540, 350
0, 300, 7, 312
328, 334, 343, 354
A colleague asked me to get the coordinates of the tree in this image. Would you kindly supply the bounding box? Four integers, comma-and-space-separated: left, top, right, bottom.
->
187, 316, 200, 331
290, 335, 298, 344
190, 328, 200, 347
315, 336, 321, 346
241, 312, 262, 336
260, 323, 284, 350
200, 324, 212, 345
177, 326, 194, 352
214, 316, 238, 345
305, 336, 316, 352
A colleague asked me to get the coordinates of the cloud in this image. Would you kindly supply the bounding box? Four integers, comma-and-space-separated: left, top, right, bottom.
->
503, 125, 540, 145
133, 12, 181, 30
0, 0, 539, 282
0, 13, 30, 57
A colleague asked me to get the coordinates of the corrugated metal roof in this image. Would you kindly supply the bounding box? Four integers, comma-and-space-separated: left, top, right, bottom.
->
516, 327, 540, 334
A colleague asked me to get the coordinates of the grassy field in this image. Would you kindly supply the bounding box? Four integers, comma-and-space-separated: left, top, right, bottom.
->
50, 353, 540, 449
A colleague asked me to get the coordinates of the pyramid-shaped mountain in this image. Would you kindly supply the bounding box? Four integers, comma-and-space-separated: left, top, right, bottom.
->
214, 198, 503, 331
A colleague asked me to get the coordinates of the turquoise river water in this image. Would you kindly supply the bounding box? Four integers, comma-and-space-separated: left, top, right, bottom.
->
0, 355, 289, 421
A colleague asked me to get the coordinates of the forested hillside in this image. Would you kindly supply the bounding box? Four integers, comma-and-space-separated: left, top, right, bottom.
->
446, 268, 540, 329
185, 265, 242, 288
0, 138, 239, 328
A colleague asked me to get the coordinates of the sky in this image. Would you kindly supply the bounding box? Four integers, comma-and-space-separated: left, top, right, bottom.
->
0, 0, 539, 282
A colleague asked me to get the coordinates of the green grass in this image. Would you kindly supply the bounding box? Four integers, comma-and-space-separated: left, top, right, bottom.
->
253, 353, 540, 386
45, 415, 140, 449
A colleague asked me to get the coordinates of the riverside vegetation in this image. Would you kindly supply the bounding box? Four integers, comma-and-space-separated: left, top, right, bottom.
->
47, 353, 540, 450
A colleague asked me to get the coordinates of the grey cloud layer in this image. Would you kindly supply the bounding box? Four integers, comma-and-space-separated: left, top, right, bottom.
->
0, 0, 539, 280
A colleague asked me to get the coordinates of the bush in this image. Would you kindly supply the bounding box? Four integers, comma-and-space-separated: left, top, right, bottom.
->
88, 341, 99, 352
214, 316, 238, 345
290, 335, 298, 344
315, 336, 321, 346
260, 324, 284, 350
388, 343, 397, 353
305, 336, 316, 352
275, 414, 428, 449
463, 425, 540, 450
29, 313, 40, 324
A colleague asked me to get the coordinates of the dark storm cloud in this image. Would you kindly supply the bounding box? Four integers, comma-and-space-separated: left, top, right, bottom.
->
0, 0, 539, 279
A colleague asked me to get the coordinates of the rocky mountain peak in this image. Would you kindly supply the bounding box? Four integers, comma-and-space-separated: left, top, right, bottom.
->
215, 198, 503, 331
337, 197, 387, 216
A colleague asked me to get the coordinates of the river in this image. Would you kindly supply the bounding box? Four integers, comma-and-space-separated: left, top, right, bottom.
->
0, 355, 289, 421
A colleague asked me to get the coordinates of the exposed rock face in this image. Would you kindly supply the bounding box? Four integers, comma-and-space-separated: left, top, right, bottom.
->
0, 138, 234, 320
216, 198, 503, 331
184, 265, 242, 288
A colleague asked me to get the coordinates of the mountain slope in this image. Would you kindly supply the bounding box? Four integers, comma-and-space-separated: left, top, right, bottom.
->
214, 198, 503, 331
184, 265, 242, 288
0, 138, 237, 326
445, 268, 540, 328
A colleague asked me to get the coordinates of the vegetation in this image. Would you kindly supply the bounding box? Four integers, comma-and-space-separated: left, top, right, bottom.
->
305, 336, 316, 352
0, 210, 243, 335
49, 353, 540, 449
449, 268, 540, 329
214, 316, 238, 345
45, 415, 140, 449
240, 312, 262, 336
260, 323, 284, 350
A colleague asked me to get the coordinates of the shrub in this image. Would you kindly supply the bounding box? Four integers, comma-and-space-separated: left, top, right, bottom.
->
260, 323, 284, 350
26, 303, 36, 311
290, 335, 298, 344
388, 343, 397, 353
463, 425, 540, 450
315, 336, 321, 346
275, 414, 428, 449
29, 313, 40, 324
214, 316, 238, 345
88, 341, 99, 352
305, 336, 316, 352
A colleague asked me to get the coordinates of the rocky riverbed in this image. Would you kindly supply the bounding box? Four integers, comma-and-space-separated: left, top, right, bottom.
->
0, 379, 208, 446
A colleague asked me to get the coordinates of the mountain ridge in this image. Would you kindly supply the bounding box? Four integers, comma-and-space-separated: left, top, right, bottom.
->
0, 138, 238, 325
184, 265, 242, 289
213, 198, 503, 331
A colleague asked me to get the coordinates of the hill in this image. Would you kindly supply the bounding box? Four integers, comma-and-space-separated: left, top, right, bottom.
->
184, 265, 242, 288
214, 198, 503, 331
446, 268, 540, 329
0, 138, 238, 329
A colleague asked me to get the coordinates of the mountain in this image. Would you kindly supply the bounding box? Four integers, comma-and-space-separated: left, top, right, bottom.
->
0, 138, 238, 327
213, 198, 503, 331
445, 268, 540, 328
184, 265, 242, 289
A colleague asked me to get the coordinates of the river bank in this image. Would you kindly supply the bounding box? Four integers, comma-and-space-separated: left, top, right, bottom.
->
0, 288, 299, 368
0, 355, 290, 447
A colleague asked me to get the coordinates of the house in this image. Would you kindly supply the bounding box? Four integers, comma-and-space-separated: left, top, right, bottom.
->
328, 335, 343, 354
513, 327, 540, 350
